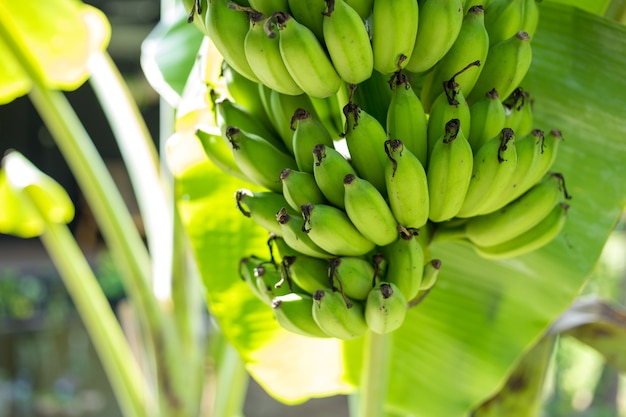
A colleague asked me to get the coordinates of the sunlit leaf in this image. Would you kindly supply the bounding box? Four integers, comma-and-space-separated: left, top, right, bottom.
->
0, 151, 74, 237
0, 1, 110, 104
546, 0, 612, 15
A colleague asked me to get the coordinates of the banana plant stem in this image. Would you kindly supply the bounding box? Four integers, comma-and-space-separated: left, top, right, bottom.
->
211, 331, 249, 417
357, 331, 393, 417
40, 220, 150, 417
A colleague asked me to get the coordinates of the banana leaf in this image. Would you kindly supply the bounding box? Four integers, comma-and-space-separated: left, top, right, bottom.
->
146, 2, 626, 415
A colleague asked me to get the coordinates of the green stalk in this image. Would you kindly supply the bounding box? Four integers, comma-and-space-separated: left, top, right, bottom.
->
357, 331, 393, 417
39, 220, 150, 417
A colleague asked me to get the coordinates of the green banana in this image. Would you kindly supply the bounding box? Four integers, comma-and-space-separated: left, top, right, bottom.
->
329, 256, 376, 301
384, 139, 430, 229
364, 282, 408, 334
524, 129, 564, 189
380, 227, 424, 301
405, 0, 464, 74
269, 90, 318, 153
205, 0, 260, 82
215, 97, 285, 150
343, 174, 399, 246
345, 0, 374, 19
427, 119, 474, 222
301, 203, 376, 256
503, 88, 534, 138
343, 101, 389, 193
291, 108, 334, 173
351, 71, 393, 128
272, 293, 330, 338
484, 0, 525, 46
312, 289, 368, 339
467, 88, 506, 152
281, 254, 331, 294
244, 12, 304, 95
280, 168, 327, 211
312, 144, 357, 209
195, 127, 251, 182
386, 71, 429, 165
370, 0, 419, 75
420, 5, 489, 111
468, 31, 533, 105
247, 0, 289, 15
236, 188, 293, 236
221, 62, 275, 133
273, 11, 343, 98
456, 128, 518, 218
497, 128, 544, 206
322, 0, 373, 84
239, 256, 273, 303
277, 207, 334, 258
465, 173, 570, 247
287, 0, 326, 40
426, 65, 474, 156
472, 202, 569, 259
255, 262, 296, 303
309, 85, 348, 140
225, 126, 298, 192
521, 0, 540, 40
419, 259, 441, 291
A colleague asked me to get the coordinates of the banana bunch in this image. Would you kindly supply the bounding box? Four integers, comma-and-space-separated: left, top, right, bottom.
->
192, 0, 571, 338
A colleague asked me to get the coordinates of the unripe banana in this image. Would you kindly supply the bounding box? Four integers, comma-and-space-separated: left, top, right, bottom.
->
291, 108, 334, 173
345, 0, 374, 19
322, 0, 373, 84
216, 97, 285, 151
427, 119, 474, 222
239, 256, 273, 303
498, 128, 544, 206
351, 71, 394, 129
419, 259, 442, 291
274, 12, 343, 98
483, 0, 525, 46
405, 0, 464, 74
309, 86, 348, 140
472, 202, 570, 259
386, 71, 428, 165
420, 5, 489, 111
370, 0, 419, 75
236, 188, 293, 236
524, 129, 564, 189
329, 257, 376, 301
467, 88, 506, 152
205, 0, 260, 82
312, 289, 368, 339
272, 293, 330, 338
247, 0, 289, 15
343, 174, 398, 247
287, 0, 326, 40
384, 139, 429, 229
195, 126, 251, 182
281, 254, 331, 294
269, 90, 318, 153
301, 203, 376, 256
254, 262, 296, 303
280, 168, 327, 212
456, 128, 518, 218
468, 31, 533, 105
503, 88, 533, 137
244, 12, 304, 96
521, 0, 540, 40
225, 126, 298, 192
276, 207, 334, 258
221, 62, 275, 133
426, 66, 474, 156
343, 102, 389, 193
365, 282, 408, 334
312, 144, 357, 209
465, 173, 571, 247
381, 227, 424, 301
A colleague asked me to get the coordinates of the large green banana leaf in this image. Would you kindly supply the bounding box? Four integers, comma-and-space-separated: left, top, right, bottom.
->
150, 2, 626, 415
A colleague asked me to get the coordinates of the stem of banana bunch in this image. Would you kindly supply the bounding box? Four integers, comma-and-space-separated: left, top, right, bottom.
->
354, 331, 393, 417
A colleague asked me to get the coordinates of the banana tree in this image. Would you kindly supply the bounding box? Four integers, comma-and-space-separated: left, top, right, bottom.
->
1, 0, 626, 416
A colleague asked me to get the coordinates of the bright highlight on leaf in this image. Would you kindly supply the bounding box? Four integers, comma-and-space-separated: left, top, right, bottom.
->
0, 151, 74, 238
0, 0, 111, 104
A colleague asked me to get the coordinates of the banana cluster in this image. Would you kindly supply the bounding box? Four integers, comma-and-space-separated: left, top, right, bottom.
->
193, 0, 572, 338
